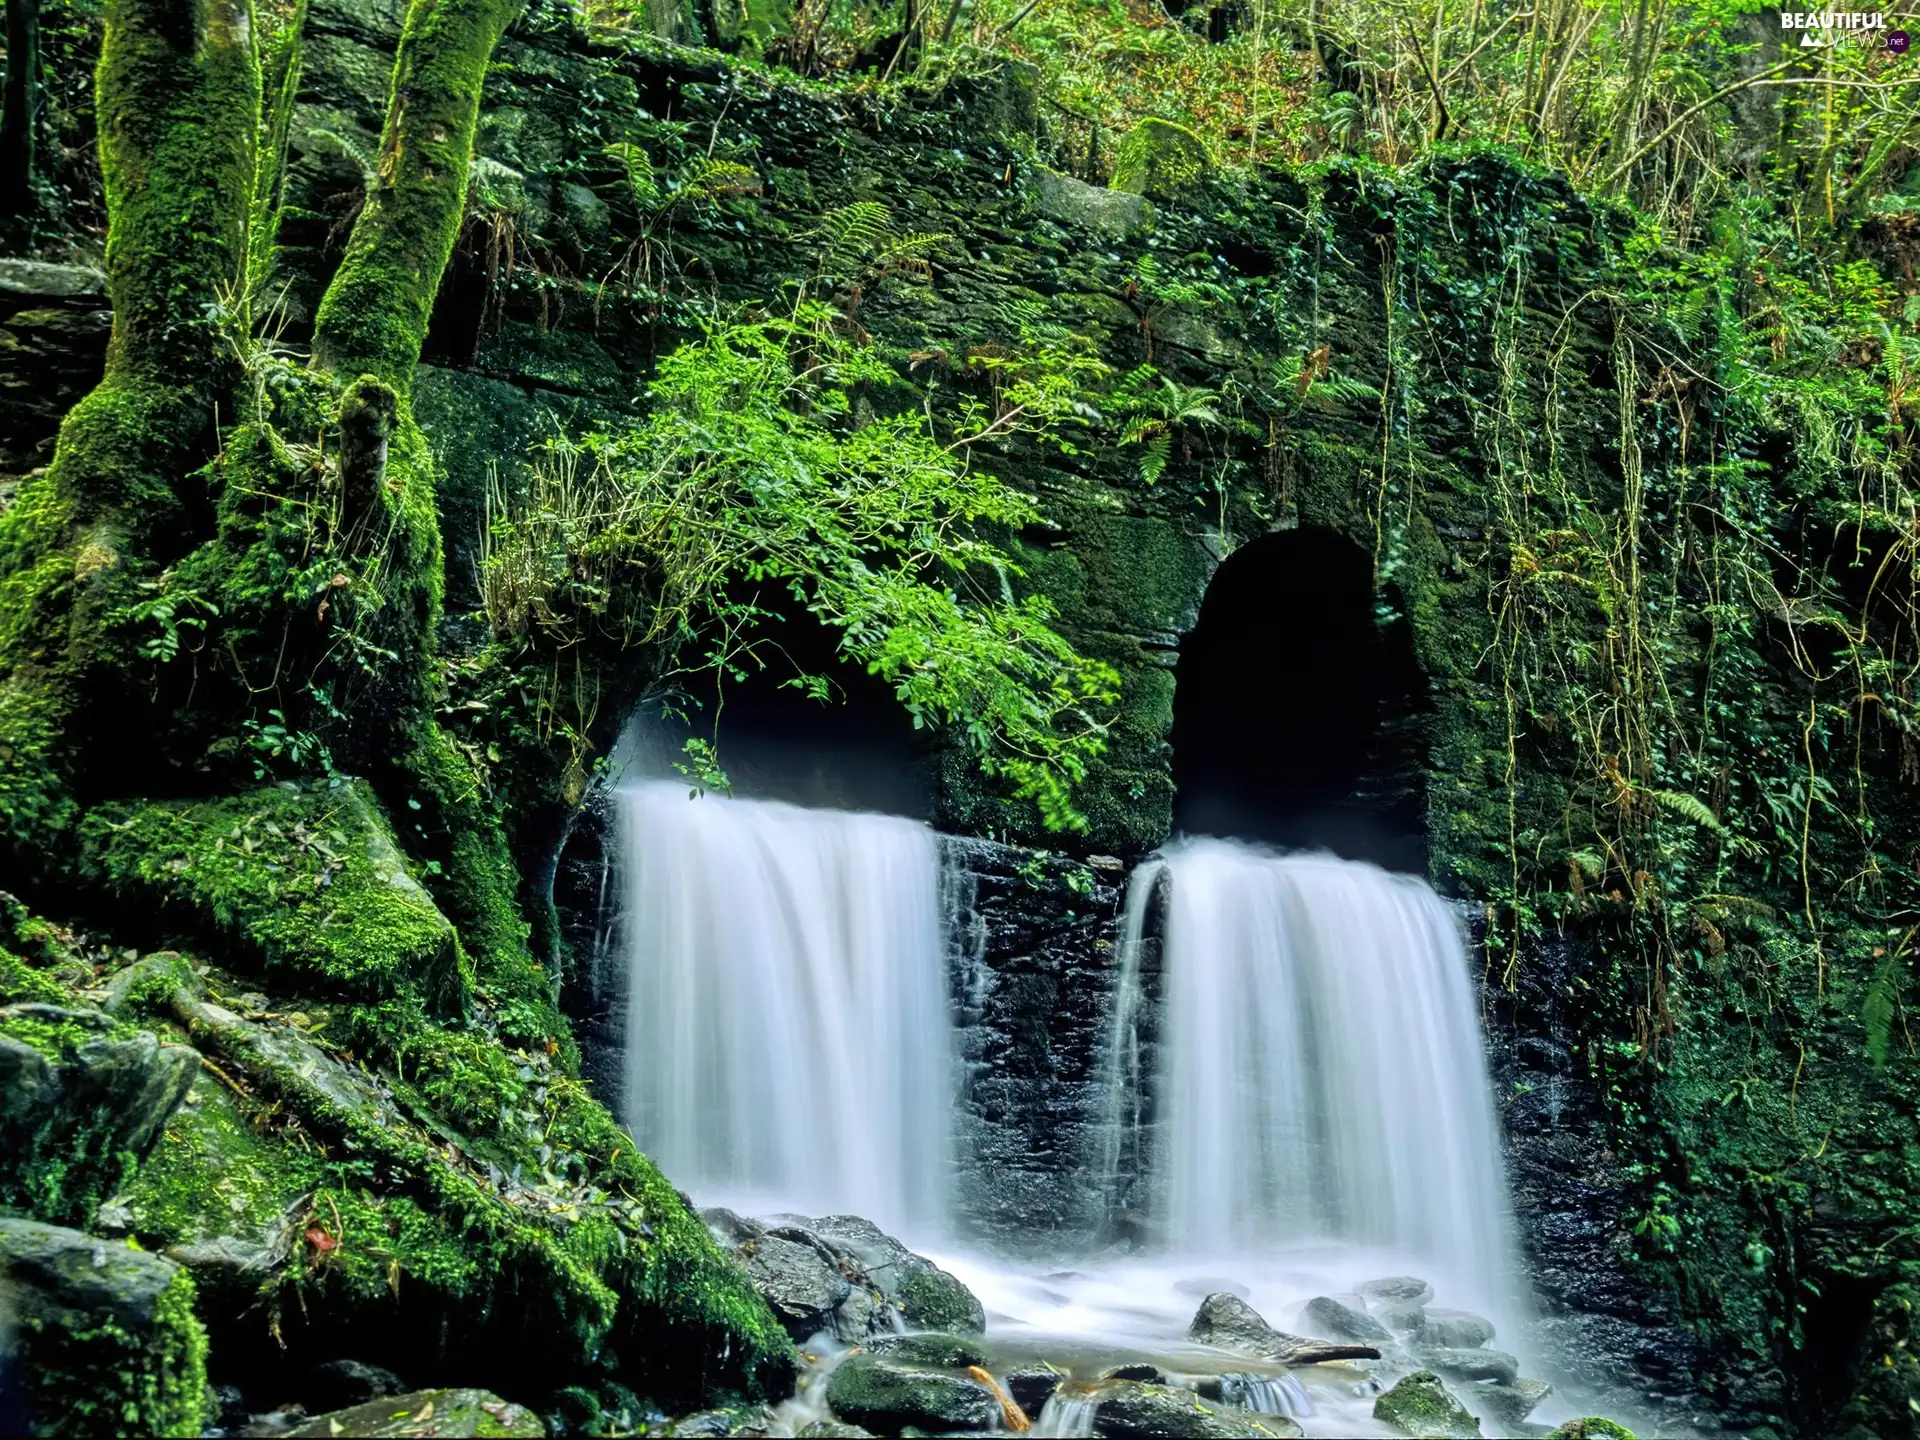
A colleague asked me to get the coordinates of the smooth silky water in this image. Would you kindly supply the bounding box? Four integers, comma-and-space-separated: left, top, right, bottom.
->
617, 779, 951, 1233
616, 793, 1621, 1435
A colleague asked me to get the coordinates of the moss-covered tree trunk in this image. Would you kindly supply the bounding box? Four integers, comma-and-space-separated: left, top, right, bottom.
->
0, 0, 258, 844
0, 0, 796, 1416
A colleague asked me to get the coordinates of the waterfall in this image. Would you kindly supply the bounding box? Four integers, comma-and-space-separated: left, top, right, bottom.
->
1122, 837, 1519, 1312
615, 780, 952, 1233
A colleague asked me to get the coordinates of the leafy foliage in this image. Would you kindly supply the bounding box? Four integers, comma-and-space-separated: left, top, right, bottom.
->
483, 302, 1120, 830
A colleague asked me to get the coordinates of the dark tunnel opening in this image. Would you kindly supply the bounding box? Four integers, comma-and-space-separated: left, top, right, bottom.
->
643, 605, 933, 820
1171, 528, 1429, 873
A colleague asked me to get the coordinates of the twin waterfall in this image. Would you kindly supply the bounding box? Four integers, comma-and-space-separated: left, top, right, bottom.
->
616, 781, 951, 1233
615, 781, 1516, 1311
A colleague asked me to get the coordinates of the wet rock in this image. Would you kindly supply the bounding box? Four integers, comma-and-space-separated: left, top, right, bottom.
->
301, 1358, 407, 1413
797, 1422, 875, 1438
1195, 1372, 1310, 1416
824, 1353, 999, 1433
1359, 1277, 1436, 1307
667, 1404, 774, 1436
284, 1389, 544, 1436
1100, 1362, 1165, 1382
1478, 1377, 1553, 1429
1373, 1370, 1483, 1438
0, 1017, 199, 1225
1088, 1379, 1303, 1438
1033, 170, 1153, 241
0, 1217, 208, 1437
1545, 1422, 1637, 1440
1302, 1295, 1392, 1343
1417, 1310, 1496, 1349
1373, 1301, 1428, 1334
1004, 1362, 1070, 1413
737, 1232, 851, 1339
1419, 1348, 1519, 1386
1187, 1292, 1381, 1365
713, 1212, 985, 1341
866, 1333, 990, 1368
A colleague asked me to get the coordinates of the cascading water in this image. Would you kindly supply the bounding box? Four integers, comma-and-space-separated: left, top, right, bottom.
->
615, 779, 952, 1234
1121, 836, 1521, 1314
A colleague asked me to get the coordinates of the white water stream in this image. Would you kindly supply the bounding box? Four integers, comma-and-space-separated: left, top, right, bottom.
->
616, 780, 952, 1233
1136, 838, 1521, 1317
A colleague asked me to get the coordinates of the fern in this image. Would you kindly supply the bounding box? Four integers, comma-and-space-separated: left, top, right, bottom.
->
1863, 951, 1906, 1067
1650, 788, 1726, 833
306, 127, 377, 185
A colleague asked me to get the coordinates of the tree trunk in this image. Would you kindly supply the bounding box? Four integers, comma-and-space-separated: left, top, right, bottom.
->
1, 0, 40, 224
0, 0, 259, 845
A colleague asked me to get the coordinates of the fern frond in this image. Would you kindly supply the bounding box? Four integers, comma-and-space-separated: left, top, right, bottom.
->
1650, 788, 1726, 833
1863, 951, 1906, 1066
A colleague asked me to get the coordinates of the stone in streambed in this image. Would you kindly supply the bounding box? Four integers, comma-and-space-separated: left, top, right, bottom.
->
1419, 1347, 1519, 1385
1359, 1276, 1436, 1307
302, 1357, 407, 1412
866, 1333, 990, 1368
1004, 1361, 1070, 1413
1417, 1309, 1497, 1349
1479, 1377, 1554, 1429
1546, 1422, 1638, 1440
1302, 1294, 1392, 1342
1100, 1362, 1165, 1382
798, 1423, 875, 1438
737, 1232, 850, 1339
285, 1389, 544, 1437
1089, 1380, 1303, 1438
1373, 1371, 1484, 1438
668, 1405, 775, 1436
1187, 1291, 1380, 1364
825, 1353, 1000, 1433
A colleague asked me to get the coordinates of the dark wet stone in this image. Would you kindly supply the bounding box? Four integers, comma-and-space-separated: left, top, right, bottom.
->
1089, 1380, 1303, 1438
1420, 1348, 1520, 1385
1004, 1362, 1069, 1414
865, 1333, 990, 1369
825, 1354, 999, 1433
1373, 1370, 1483, 1438
285, 1389, 544, 1437
301, 1358, 407, 1414
1302, 1295, 1392, 1343
1187, 1292, 1381, 1365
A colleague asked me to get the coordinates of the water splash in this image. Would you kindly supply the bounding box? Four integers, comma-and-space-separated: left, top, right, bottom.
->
1216, 1371, 1314, 1418
1031, 1393, 1098, 1438
1124, 838, 1521, 1315
616, 780, 952, 1233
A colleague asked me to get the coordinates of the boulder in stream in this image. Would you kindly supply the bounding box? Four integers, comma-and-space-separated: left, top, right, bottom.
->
1088, 1379, 1304, 1438
865, 1332, 990, 1368
1187, 1291, 1381, 1364
1302, 1294, 1393, 1342
1417, 1309, 1497, 1349
1359, 1276, 1436, 1307
285, 1389, 544, 1437
824, 1352, 1000, 1432
1479, 1376, 1554, 1429
707, 1211, 985, 1341
1373, 1370, 1484, 1438
1004, 1361, 1070, 1413
1545, 1421, 1639, 1440
1419, 1347, 1520, 1385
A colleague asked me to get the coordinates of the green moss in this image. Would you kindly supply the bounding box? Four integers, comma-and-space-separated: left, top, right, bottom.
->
3, 1238, 211, 1439
77, 780, 466, 1010
311, 0, 525, 388
1109, 118, 1213, 202
1372, 1370, 1483, 1438
1546, 1422, 1638, 1440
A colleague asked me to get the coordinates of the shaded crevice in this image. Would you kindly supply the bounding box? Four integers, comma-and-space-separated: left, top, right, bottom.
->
1171, 527, 1428, 871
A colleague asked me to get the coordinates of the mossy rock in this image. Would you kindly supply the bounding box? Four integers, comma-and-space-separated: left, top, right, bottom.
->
1373, 1370, 1484, 1438
0, 1217, 210, 1439
865, 1332, 991, 1368
286, 1388, 544, 1437
1546, 1422, 1638, 1440
0, 980, 197, 1227
1109, 119, 1214, 202
78, 780, 465, 1012
1088, 1379, 1303, 1438
823, 1353, 999, 1433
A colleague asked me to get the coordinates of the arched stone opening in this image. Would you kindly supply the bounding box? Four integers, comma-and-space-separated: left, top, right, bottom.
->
1170, 528, 1429, 872
648, 609, 932, 820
